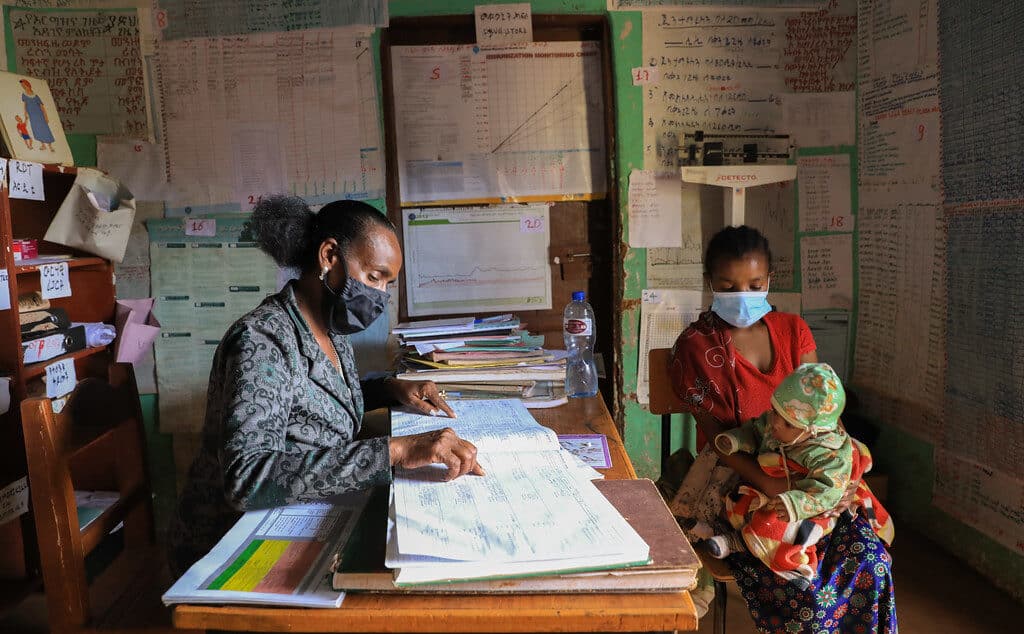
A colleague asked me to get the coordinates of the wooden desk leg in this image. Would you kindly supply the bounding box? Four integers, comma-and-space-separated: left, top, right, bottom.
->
661, 413, 672, 478
713, 578, 727, 634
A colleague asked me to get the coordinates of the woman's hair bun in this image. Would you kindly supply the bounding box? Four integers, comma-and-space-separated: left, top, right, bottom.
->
250, 194, 314, 269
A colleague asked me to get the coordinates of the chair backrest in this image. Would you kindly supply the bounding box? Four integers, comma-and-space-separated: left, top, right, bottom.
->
648, 348, 686, 415
21, 362, 154, 632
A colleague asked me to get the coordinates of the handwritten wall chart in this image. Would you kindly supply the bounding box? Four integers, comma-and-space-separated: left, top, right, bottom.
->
390, 41, 606, 205
939, 3, 1024, 205
857, 0, 940, 189
156, 0, 388, 39
933, 450, 1024, 556
156, 27, 382, 214
5, 6, 150, 138
640, 1, 856, 174
853, 187, 945, 441
852, 0, 946, 442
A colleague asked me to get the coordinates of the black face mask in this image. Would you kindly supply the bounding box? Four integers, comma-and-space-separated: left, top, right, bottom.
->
321, 274, 388, 335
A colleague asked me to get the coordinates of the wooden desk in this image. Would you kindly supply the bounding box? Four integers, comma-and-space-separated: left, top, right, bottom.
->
173, 395, 697, 633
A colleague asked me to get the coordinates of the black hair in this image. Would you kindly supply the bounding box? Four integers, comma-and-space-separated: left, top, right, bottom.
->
250, 195, 396, 271
704, 225, 773, 275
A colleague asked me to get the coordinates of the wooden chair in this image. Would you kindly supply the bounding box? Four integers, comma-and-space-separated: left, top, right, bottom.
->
21, 362, 195, 634
648, 347, 734, 634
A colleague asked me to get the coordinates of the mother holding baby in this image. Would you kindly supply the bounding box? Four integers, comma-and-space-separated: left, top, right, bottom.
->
667, 225, 897, 633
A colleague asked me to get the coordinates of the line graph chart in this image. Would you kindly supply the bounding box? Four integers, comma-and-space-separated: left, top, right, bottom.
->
403, 205, 552, 316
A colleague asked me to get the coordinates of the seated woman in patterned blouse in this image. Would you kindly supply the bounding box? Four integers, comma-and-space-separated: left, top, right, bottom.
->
168, 195, 483, 577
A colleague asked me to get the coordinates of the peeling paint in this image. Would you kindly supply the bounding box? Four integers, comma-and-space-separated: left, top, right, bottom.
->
619, 20, 633, 40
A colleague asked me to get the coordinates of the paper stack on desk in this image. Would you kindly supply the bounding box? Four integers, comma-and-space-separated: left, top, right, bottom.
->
383, 399, 649, 586
393, 315, 567, 407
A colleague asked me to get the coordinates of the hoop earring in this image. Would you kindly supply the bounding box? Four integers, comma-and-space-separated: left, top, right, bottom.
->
319, 266, 329, 281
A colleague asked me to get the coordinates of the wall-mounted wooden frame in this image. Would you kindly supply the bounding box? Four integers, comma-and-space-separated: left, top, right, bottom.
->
380, 14, 622, 422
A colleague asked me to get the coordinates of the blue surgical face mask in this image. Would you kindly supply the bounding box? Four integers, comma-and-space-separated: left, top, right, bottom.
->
710, 285, 771, 328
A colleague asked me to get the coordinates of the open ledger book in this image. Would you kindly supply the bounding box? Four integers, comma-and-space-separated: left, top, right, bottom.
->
384, 399, 650, 586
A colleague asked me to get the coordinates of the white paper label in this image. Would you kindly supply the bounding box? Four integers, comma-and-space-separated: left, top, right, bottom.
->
0, 477, 29, 525
46, 357, 77, 398
0, 157, 8, 189
520, 215, 545, 233
631, 66, 660, 85
9, 160, 44, 200
184, 218, 216, 237
475, 3, 532, 46
0, 269, 9, 310
40, 262, 71, 299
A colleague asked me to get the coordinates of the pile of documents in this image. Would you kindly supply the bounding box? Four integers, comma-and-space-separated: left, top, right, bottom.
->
394, 316, 567, 408
382, 400, 650, 586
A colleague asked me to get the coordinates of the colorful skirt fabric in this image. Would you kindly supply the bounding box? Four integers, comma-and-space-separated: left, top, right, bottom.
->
728, 514, 897, 633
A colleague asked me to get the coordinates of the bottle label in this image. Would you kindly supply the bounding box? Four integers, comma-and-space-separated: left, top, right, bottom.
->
563, 317, 592, 336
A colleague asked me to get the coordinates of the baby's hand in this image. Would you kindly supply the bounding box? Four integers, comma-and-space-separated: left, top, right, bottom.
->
765, 496, 789, 520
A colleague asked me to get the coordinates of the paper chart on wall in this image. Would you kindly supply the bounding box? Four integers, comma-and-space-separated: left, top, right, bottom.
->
641, 2, 856, 173
636, 288, 707, 405
148, 217, 278, 433
391, 41, 606, 205
627, 169, 682, 248
156, 0, 388, 40
97, 137, 168, 201
5, 6, 151, 139
646, 182, 722, 289
402, 205, 551, 317
933, 450, 1024, 556
800, 233, 852, 311
746, 181, 796, 289
797, 154, 852, 233
857, 0, 941, 191
851, 186, 944, 440
783, 92, 855, 148
803, 311, 850, 382
157, 27, 382, 215
610, 1, 822, 9
942, 206, 1024, 478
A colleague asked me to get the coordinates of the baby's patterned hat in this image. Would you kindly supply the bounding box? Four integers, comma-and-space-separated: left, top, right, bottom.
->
770, 363, 845, 434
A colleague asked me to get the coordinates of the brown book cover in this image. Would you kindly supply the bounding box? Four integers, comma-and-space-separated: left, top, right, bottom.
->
332, 478, 699, 594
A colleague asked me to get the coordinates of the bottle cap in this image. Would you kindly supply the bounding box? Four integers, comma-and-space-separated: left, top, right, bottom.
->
572, 291, 586, 301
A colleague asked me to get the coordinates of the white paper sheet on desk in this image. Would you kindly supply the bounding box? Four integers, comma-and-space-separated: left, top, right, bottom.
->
387, 480, 647, 586
392, 450, 645, 563
391, 399, 558, 454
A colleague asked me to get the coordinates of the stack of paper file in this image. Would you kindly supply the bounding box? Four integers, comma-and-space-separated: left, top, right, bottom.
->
384, 400, 651, 586
394, 316, 567, 408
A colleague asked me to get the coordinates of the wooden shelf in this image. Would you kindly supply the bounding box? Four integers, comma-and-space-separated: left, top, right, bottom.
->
23, 346, 108, 380
14, 256, 106, 275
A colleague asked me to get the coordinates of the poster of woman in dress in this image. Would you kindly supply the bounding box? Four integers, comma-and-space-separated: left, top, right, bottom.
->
0, 71, 73, 166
